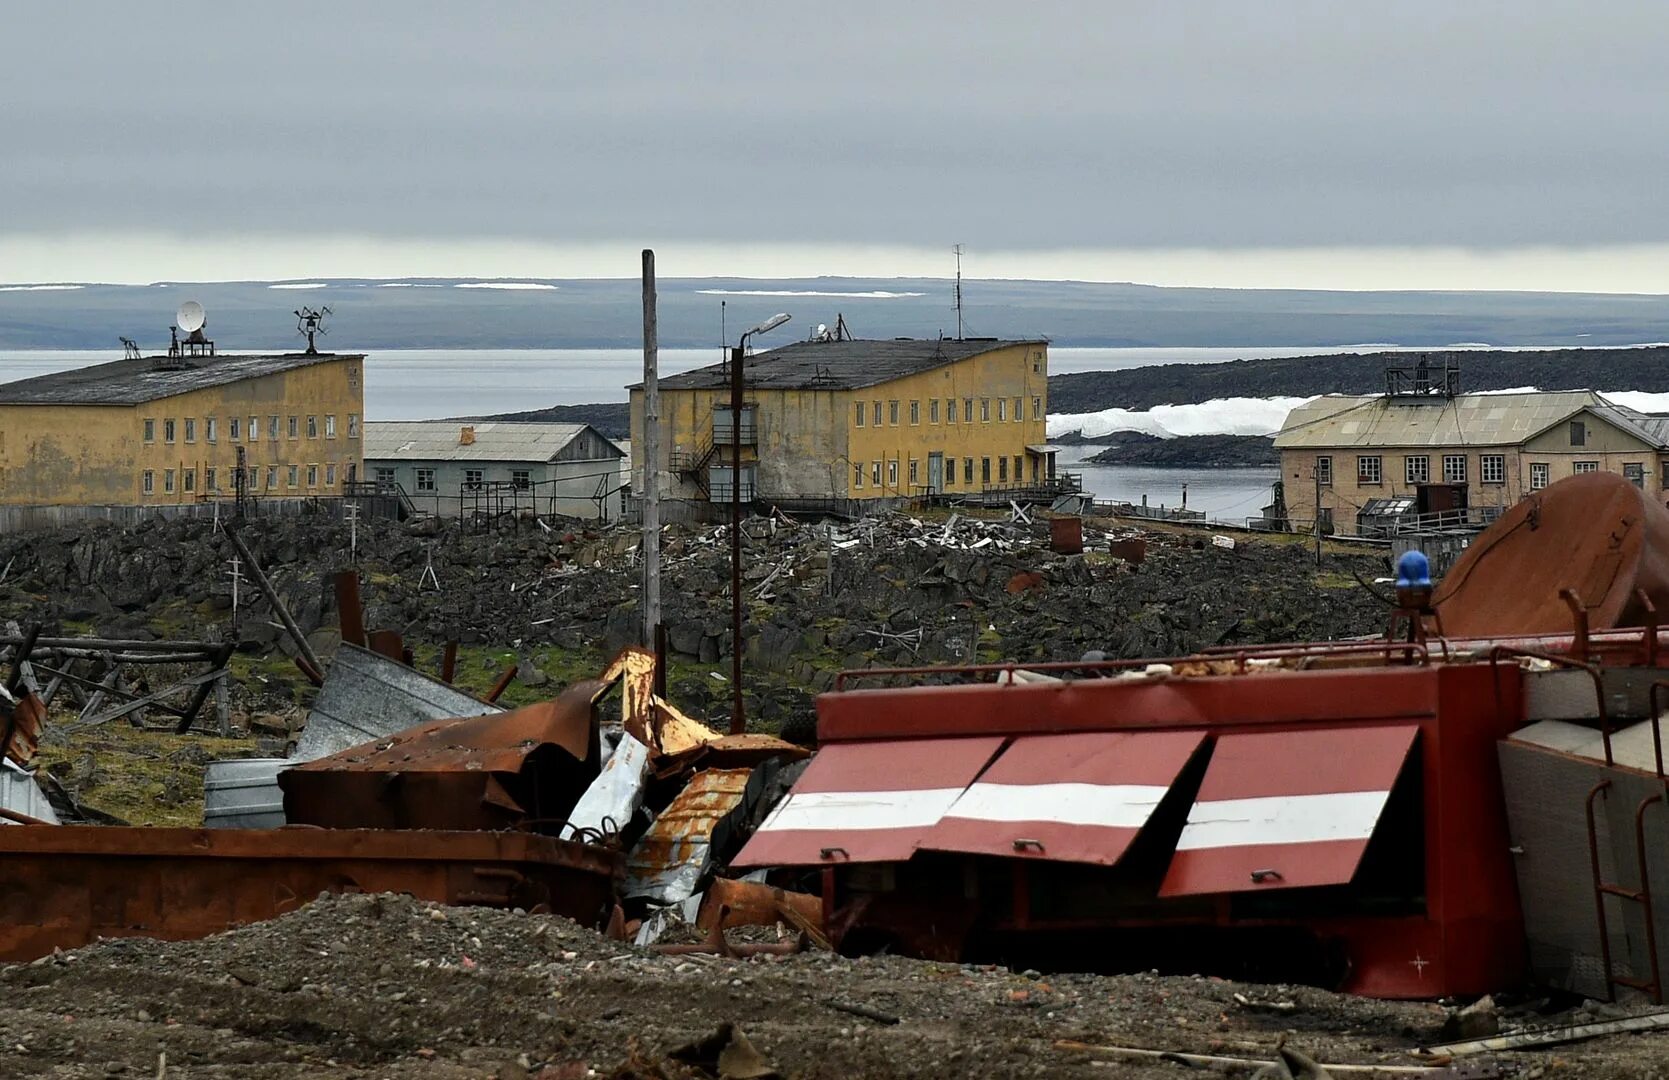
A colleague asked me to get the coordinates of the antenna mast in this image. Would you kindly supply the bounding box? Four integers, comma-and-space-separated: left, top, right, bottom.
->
953, 243, 964, 341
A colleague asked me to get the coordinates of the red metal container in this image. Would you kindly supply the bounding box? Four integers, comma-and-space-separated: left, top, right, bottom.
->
1049, 516, 1085, 555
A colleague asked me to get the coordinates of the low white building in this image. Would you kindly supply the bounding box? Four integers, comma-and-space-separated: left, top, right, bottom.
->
363, 421, 626, 521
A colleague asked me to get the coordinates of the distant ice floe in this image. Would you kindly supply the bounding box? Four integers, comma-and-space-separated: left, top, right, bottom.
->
1048, 396, 1312, 440
0, 283, 84, 292
375, 282, 444, 288
269, 283, 328, 290
694, 289, 925, 299
454, 282, 559, 290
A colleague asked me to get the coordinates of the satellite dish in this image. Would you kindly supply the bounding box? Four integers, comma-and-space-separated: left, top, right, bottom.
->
176, 301, 206, 333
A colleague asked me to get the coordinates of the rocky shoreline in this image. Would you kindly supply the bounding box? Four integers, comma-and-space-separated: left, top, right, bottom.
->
1081, 432, 1278, 467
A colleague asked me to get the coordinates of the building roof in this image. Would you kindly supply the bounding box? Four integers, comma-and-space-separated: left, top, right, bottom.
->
362, 421, 621, 463
0, 352, 362, 406
1273, 390, 1669, 451
640, 337, 1044, 392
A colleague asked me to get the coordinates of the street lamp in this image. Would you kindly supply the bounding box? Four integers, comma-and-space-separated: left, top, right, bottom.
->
729, 312, 790, 734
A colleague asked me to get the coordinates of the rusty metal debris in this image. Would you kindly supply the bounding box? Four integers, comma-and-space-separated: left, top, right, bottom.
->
626, 768, 754, 903
280, 681, 601, 831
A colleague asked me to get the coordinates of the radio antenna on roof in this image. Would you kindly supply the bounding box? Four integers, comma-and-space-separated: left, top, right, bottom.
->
953, 243, 964, 341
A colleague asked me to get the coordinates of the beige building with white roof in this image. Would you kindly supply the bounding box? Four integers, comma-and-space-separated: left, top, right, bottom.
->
1274, 390, 1669, 533
362, 420, 625, 520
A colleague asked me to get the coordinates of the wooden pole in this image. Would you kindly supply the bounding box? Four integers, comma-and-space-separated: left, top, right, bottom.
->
223, 519, 324, 676
642, 248, 663, 650
1314, 463, 1323, 566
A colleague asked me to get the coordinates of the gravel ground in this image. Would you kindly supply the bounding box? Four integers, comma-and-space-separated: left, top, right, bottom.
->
1, 894, 1666, 1079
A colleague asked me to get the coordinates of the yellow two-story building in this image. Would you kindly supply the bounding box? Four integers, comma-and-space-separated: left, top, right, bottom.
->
629, 337, 1056, 511
0, 351, 365, 522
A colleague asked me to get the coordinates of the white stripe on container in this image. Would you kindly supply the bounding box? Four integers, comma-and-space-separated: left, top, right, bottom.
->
1173, 790, 1391, 850
757, 788, 967, 832
944, 782, 1172, 829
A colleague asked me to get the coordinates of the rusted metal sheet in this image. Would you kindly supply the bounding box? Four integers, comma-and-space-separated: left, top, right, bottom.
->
280, 681, 601, 831
1159, 725, 1419, 896
1435, 472, 1669, 637
0, 686, 43, 767
698, 877, 825, 937
1049, 516, 1084, 555
732, 737, 1005, 867
0, 825, 620, 962
626, 767, 754, 903
923, 731, 1206, 866
653, 732, 811, 778
1108, 538, 1147, 563
293, 643, 501, 763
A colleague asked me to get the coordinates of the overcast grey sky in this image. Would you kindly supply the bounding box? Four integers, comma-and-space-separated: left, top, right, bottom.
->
4, 1, 1668, 289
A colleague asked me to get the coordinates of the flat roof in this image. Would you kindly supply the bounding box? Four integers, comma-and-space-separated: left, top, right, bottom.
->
641, 337, 1044, 392
0, 352, 363, 406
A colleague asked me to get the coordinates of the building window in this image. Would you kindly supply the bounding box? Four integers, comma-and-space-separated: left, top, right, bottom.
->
998, 456, 1008, 482
325, 415, 337, 438
184, 418, 196, 443
853, 462, 864, 489
205, 467, 216, 491
464, 468, 484, 490
164, 469, 175, 494
325, 463, 336, 486
1481, 454, 1505, 484
1443, 455, 1467, 483
347, 414, 360, 438
981, 399, 991, 422
287, 465, 300, 487
963, 399, 974, 423
909, 401, 920, 425
1013, 454, 1022, 479
1572, 461, 1599, 474
182, 469, 194, 493
304, 464, 317, 487
511, 469, 530, 490
855, 402, 865, 427
1012, 397, 1022, 422
872, 401, 881, 426
247, 466, 259, 489
929, 399, 940, 423
982, 457, 992, 485
887, 459, 898, 486
1624, 463, 1645, 487
871, 461, 881, 486
266, 465, 278, 489
997, 398, 1007, 422
1570, 421, 1586, 447
375, 467, 396, 487
889, 401, 899, 426
205, 417, 217, 443
964, 458, 974, 484
268, 415, 279, 440
229, 416, 241, 440
946, 460, 955, 485
288, 416, 299, 439
1032, 396, 1042, 421
1315, 455, 1332, 486
249, 416, 258, 441
1405, 455, 1429, 484
1357, 455, 1382, 484
143, 418, 155, 442
1529, 462, 1550, 490
908, 458, 918, 485
946, 398, 956, 424
142, 470, 154, 495
306, 416, 318, 438
707, 463, 757, 501
164, 419, 176, 444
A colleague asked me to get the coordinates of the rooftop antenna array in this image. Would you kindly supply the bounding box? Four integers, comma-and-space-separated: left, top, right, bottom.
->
953, 243, 964, 341
169, 300, 214, 359
295, 306, 332, 355
119, 337, 141, 361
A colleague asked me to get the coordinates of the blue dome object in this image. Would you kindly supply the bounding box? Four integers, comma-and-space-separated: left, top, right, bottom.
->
1396, 550, 1432, 588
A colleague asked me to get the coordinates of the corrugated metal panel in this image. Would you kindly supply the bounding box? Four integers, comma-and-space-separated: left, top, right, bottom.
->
923, 731, 1205, 866
731, 737, 1005, 867
292, 643, 501, 763
0, 761, 59, 824
625, 768, 753, 903
1159, 726, 1419, 896
203, 758, 289, 829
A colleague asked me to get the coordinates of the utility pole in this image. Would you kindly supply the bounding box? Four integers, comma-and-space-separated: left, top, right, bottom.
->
730, 339, 746, 733
1314, 464, 1323, 566
345, 501, 360, 564
641, 249, 662, 649
953, 243, 964, 341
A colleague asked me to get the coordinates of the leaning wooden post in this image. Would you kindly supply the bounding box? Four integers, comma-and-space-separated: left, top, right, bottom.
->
223, 518, 324, 676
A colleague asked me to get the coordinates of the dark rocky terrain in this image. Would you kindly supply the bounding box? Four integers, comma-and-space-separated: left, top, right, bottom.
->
0, 509, 1387, 741
1086, 433, 1277, 467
